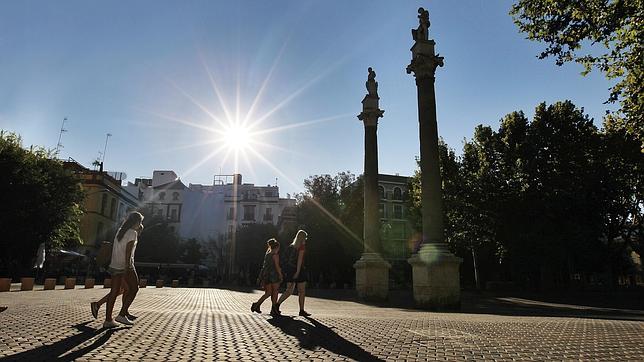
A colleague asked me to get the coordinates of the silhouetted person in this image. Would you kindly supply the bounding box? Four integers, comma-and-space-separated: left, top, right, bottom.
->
276, 230, 310, 317
251, 239, 283, 316
103, 212, 143, 328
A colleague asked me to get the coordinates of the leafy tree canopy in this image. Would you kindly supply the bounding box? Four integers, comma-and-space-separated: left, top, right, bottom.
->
511, 0, 644, 150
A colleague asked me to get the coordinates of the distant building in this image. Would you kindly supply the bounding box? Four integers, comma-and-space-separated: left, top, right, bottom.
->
63, 159, 139, 255
377, 174, 413, 260
182, 173, 296, 242
127, 170, 187, 233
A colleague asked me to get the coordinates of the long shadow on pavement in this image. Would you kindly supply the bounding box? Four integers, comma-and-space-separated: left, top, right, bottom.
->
268, 315, 384, 361
3, 322, 127, 361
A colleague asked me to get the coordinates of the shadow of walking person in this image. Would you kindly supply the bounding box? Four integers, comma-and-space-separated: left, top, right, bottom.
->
3, 321, 127, 361
268, 316, 383, 361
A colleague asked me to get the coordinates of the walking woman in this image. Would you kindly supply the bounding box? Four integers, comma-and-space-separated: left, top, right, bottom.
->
251, 238, 283, 317
275, 230, 310, 317
103, 212, 143, 328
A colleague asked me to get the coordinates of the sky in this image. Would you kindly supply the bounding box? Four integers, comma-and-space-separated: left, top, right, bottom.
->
0, 1, 616, 197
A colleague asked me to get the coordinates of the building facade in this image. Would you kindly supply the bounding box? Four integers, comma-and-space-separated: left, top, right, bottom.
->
64, 160, 139, 255
377, 174, 413, 261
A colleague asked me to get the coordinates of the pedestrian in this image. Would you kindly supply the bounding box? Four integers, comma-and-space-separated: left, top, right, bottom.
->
251, 238, 283, 317
275, 229, 310, 316
102, 212, 143, 328
90, 285, 137, 321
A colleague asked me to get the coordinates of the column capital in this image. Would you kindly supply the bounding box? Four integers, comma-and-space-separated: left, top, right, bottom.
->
407, 52, 444, 81
357, 108, 384, 127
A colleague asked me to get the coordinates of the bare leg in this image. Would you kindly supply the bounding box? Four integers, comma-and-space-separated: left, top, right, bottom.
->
276, 283, 295, 305
255, 287, 271, 306
118, 269, 139, 316
105, 275, 123, 322
270, 283, 279, 306
297, 282, 306, 311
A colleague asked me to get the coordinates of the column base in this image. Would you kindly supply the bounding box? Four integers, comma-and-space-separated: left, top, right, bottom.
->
353, 253, 391, 301
408, 244, 462, 309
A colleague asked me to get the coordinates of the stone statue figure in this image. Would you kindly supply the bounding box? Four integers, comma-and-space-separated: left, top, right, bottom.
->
411, 7, 430, 41
366, 67, 378, 97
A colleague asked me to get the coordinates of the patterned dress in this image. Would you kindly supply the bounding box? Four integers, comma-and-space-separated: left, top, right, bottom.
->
260, 251, 280, 284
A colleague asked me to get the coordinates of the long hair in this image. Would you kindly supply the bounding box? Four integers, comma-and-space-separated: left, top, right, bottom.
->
290, 229, 308, 249
266, 238, 280, 254
116, 212, 144, 242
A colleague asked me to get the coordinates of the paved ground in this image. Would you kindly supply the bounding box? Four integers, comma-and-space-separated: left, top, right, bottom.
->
1, 286, 643, 361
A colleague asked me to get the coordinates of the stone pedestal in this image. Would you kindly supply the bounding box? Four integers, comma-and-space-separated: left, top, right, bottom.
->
64, 277, 76, 289
103, 278, 112, 288
354, 253, 391, 300
408, 244, 461, 309
84, 278, 95, 289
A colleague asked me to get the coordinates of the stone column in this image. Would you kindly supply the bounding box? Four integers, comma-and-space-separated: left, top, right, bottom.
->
406, 7, 462, 309
354, 67, 391, 300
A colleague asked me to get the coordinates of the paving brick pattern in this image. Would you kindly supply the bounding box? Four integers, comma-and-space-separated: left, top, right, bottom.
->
1, 288, 643, 361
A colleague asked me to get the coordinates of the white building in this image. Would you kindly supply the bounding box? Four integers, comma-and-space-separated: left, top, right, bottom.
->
181, 174, 295, 242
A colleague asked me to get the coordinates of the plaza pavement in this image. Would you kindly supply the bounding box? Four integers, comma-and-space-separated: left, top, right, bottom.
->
1, 286, 643, 361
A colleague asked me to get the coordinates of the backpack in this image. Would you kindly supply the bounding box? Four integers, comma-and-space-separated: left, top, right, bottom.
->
96, 241, 113, 269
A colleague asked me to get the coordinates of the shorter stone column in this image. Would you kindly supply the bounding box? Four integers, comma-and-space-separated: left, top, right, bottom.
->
353, 67, 390, 301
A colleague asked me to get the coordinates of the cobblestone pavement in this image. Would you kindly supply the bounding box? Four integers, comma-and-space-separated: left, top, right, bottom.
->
1, 287, 643, 361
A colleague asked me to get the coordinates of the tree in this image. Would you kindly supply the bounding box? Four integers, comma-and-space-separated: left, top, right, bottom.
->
0, 131, 84, 276
511, 0, 644, 151
233, 223, 278, 283
136, 208, 182, 263
295, 172, 363, 287
179, 238, 204, 264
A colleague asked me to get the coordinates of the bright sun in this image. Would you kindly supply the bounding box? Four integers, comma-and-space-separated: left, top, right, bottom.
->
223, 124, 252, 150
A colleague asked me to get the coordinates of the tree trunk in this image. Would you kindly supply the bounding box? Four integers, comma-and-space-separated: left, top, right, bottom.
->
471, 248, 480, 290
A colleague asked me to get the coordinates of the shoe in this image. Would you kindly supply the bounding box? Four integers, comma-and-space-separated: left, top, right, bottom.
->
251, 302, 261, 313
270, 306, 281, 317
299, 310, 311, 317
0, 306, 7, 313
103, 320, 118, 329
90, 302, 99, 319
115, 314, 134, 325
125, 312, 137, 320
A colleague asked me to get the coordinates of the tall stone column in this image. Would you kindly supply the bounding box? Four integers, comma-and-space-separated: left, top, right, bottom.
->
354, 67, 390, 300
406, 8, 462, 309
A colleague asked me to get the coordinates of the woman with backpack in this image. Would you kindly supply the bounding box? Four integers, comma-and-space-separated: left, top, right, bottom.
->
275, 229, 310, 317
251, 238, 283, 317
102, 212, 143, 328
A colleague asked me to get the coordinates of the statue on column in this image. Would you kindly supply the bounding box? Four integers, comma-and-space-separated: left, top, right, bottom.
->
411, 7, 430, 41
366, 67, 378, 98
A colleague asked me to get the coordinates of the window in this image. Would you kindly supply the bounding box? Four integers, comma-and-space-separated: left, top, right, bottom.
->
156, 209, 163, 217
227, 207, 234, 220
96, 222, 104, 242
159, 192, 166, 201
243, 205, 256, 221
393, 187, 402, 200
170, 209, 177, 221
100, 193, 107, 215
393, 205, 403, 219
379, 203, 386, 219
172, 192, 179, 201
264, 208, 273, 221
169, 226, 175, 233
378, 186, 385, 200
110, 198, 116, 219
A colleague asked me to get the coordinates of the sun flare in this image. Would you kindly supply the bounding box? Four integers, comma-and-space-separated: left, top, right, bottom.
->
222, 124, 253, 151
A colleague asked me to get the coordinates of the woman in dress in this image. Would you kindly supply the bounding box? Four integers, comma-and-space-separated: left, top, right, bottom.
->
251, 238, 283, 317
275, 230, 310, 317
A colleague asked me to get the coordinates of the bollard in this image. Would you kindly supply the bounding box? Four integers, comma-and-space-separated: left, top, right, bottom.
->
103, 278, 112, 288
21, 277, 35, 291
139, 278, 147, 288
172, 280, 179, 288
84, 278, 95, 289
0, 278, 10, 292
156, 280, 164, 288
64, 278, 76, 289
44, 278, 56, 290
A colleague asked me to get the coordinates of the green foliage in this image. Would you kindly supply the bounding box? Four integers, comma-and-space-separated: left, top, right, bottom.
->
406, 101, 643, 288
0, 131, 84, 274
136, 207, 182, 263
234, 223, 278, 273
180, 238, 204, 265
511, 0, 644, 151
295, 172, 363, 285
